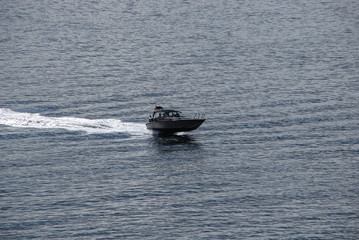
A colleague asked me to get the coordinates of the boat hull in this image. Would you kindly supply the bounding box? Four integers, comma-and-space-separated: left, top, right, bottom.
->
146, 119, 205, 133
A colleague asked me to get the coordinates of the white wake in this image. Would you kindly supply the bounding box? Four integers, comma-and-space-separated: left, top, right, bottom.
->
0, 108, 148, 136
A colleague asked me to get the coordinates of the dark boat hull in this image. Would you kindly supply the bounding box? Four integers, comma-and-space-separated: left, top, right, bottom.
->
146, 119, 205, 133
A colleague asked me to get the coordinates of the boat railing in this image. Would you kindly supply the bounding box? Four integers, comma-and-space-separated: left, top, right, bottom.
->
194, 112, 206, 119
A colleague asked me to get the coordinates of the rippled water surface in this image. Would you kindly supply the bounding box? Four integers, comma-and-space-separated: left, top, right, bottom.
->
1, 0, 358, 239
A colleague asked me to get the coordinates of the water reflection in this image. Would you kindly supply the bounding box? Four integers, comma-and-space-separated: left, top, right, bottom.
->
153, 134, 194, 144
150, 134, 202, 154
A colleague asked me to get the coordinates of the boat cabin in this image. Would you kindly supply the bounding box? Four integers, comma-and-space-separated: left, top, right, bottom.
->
149, 106, 183, 122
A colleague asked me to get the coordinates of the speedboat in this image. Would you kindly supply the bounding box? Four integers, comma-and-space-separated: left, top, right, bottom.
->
146, 106, 205, 133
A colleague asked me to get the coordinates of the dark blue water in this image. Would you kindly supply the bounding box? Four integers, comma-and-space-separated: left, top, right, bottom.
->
1, 0, 358, 239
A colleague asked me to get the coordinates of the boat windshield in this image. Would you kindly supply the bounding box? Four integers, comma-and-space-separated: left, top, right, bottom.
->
168, 111, 181, 118
153, 111, 182, 119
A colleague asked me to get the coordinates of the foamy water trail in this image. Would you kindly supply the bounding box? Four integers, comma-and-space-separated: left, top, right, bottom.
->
0, 108, 148, 136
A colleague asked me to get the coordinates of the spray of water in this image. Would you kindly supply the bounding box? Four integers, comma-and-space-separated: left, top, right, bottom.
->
0, 108, 148, 136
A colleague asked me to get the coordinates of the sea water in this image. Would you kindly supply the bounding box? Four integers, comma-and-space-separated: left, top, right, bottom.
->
1, 0, 358, 239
